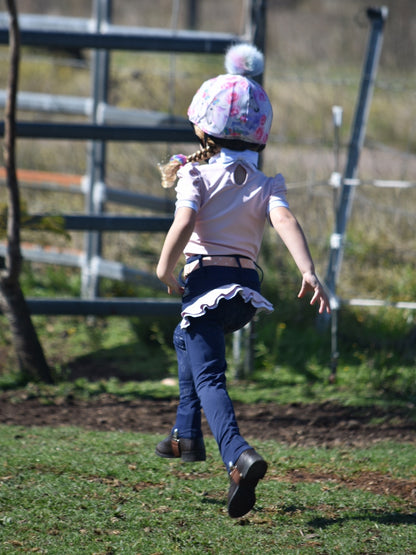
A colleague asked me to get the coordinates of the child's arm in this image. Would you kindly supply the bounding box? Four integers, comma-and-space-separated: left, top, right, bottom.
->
156, 207, 196, 295
269, 206, 331, 314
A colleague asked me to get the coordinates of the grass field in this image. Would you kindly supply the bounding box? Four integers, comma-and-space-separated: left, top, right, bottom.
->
0, 426, 415, 554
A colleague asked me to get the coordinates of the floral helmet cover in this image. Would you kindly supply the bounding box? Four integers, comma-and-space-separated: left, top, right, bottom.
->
187, 43, 273, 145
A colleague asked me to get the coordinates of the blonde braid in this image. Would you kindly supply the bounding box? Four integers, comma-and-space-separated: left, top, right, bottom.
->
187, 143, 220, 163
158, 143, 220, 189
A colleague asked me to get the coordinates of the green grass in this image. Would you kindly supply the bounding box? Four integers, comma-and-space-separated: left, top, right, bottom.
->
0, 426, 415, 554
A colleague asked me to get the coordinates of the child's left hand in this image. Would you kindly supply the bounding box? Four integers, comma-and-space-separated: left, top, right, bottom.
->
298, 272, 331, 314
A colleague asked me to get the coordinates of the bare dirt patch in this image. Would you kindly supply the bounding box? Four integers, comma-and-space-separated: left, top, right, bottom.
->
1, 391, 416, 504
1, 392, 415, 448
278, 469, 416, 504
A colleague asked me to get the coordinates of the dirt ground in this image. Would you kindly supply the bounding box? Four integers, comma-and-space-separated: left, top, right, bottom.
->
1, 385, 416, 505
1, 392, 415, 447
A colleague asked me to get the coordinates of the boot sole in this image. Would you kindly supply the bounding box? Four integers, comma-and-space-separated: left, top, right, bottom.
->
228, 458, 268, 518
155, 447, 206, 462
181, 451, 206, 462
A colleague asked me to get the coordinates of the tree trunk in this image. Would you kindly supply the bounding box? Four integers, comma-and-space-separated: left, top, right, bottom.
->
0, 280, 53, 382
0, 0, 53, 383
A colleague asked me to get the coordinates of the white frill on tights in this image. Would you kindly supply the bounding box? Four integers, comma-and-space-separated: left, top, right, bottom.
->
180, 284, 274, 329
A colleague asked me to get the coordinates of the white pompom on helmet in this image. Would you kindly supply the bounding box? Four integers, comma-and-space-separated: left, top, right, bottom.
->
187, 43, 273, 145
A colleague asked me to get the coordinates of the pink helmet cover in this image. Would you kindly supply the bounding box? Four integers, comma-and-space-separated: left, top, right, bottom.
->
187, 44, 273, 145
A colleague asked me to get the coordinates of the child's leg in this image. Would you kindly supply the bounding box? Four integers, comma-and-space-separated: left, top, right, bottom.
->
184, 316, 251, 469
155, 323, 205, 461
172, 323, 203, 439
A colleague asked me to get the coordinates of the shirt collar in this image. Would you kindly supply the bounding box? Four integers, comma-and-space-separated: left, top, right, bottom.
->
209, 148, 259, 168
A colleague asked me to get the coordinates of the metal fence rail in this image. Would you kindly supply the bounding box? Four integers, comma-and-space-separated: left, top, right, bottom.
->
0, 15, 245, 52
0, 121, 195, 142
24, 214, 173, 232
0, 0, 265, 317
23, 298, 181, 317
0, 214, 174, 289
0, 91, 190, 129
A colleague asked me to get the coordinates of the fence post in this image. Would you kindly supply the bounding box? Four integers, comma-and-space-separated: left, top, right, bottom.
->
82, 0, 111, 299
322, 7, 388, 377
187, 0, 198, 30
233, 0, 267, 378
251, 0, 266, 54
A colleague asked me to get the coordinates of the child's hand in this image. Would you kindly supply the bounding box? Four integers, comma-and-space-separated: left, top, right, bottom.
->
159, 273, 184, 296
167, 281, 185, 296
298, 272, 331, 314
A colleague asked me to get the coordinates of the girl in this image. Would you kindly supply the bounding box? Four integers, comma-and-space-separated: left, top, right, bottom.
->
155, 43, 330, 518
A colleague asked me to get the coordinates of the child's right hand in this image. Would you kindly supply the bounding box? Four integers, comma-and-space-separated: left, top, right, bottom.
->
158, 272, 184, 296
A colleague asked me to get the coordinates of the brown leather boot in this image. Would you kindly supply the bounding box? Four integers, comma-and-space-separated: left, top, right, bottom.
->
227, 448, 267, 518
155, 429, 206, 462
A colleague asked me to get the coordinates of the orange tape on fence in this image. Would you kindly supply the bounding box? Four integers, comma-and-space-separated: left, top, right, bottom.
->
0, 168, 83, 187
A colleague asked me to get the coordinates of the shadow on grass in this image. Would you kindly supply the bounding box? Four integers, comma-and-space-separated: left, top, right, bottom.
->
309, 512, 416, 528
66, 341, 174, 382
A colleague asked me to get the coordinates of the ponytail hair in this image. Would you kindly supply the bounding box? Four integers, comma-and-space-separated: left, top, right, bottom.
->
158, 142, 220, 188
